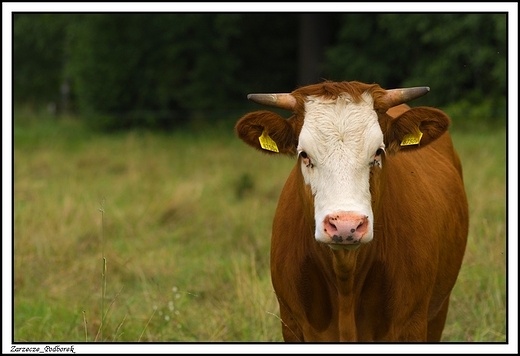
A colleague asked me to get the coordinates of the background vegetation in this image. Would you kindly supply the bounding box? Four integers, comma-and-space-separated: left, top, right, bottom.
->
11, 11, 510, 347
13, 13, 507, 130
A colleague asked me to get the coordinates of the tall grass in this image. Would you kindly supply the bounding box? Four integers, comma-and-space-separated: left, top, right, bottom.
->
12, 112, 507, 343
441, 130, 508, 342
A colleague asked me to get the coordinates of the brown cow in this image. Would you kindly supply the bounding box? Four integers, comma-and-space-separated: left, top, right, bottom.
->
235, 80, 468, 342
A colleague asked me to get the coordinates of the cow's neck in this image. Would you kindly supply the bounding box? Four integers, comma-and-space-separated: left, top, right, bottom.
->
331, 249, 359, 287
331, 248, 363, 340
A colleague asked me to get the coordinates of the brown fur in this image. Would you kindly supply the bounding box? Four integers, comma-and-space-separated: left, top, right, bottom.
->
235, 81, 468, 341
235, 110, 298, 155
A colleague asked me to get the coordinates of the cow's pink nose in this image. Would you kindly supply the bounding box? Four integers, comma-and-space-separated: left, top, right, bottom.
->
323, 212, 369, 244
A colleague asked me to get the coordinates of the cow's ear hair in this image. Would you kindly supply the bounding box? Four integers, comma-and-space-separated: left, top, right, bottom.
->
235, 110, 297, 155
384, 107, 451, 155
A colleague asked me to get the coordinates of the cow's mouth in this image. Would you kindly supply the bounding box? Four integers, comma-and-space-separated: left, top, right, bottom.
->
325, 242, 362, 251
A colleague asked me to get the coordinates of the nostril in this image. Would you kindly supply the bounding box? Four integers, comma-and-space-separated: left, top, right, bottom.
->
325, 219, 338, 234
356, 216, 369, 234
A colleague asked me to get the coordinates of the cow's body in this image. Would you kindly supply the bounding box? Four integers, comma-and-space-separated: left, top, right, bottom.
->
235, 81, 468, 342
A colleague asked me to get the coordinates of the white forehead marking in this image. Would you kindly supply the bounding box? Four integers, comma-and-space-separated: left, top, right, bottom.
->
298, 91, 384, 244
299, 92, 383, 165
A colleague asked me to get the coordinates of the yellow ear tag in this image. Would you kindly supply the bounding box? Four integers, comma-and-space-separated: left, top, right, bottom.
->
400, 128, 423, 146
258, 130, 279, 152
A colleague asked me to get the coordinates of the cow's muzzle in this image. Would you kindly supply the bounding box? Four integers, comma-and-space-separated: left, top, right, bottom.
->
320, 212, 370, 249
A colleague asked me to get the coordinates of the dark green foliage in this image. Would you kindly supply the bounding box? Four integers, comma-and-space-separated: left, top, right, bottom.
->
324, 14, 507, 109
230, 13, 300, 93
67, 14, 243, 130
13, 13, 507, 132
64, 13, 300, 131
13, 14, 69, 107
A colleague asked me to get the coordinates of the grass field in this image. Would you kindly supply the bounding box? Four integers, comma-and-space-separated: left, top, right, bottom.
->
10, 110, 508, 346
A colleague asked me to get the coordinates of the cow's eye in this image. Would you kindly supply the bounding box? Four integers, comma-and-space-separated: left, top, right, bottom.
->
300, 151, 313, 168
371, 147, 385, 168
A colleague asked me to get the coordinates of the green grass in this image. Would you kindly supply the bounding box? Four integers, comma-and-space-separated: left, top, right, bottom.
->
11, 112, 508, 343
441, 129, 508, 342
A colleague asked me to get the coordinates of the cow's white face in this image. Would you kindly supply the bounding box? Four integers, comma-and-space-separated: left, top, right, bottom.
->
298, 92, 385, 249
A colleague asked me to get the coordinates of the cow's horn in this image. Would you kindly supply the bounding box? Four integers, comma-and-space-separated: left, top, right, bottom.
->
247, 93, 297, 111
382, 86, 430, 108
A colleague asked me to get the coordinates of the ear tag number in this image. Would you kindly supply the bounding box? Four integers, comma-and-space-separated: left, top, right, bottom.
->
400, 128, 423, 146
259, 130, 279, 152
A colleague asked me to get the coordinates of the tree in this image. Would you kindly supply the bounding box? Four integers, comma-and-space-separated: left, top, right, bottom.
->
13, 14, 69, 109
13, 13, 507, 130
67, 14, 245, 130
298, 13, 339, 86
324, 13, 507, 108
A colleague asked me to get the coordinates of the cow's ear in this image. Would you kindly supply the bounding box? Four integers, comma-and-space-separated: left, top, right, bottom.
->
384, 107, 451, 154
235, 110, 297, 155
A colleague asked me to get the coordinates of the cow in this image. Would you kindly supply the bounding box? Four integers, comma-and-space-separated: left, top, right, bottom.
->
234, 80, 469, 342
